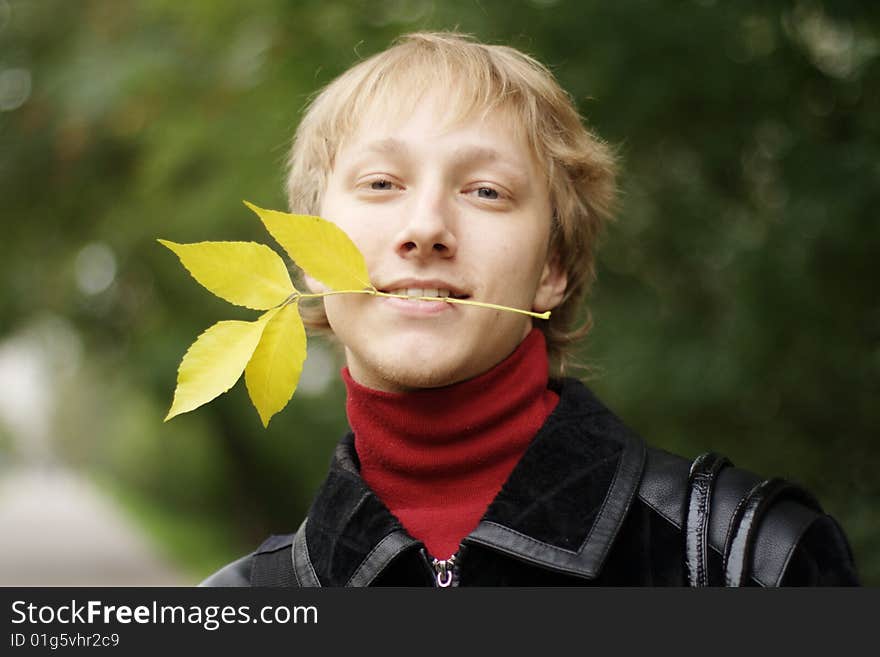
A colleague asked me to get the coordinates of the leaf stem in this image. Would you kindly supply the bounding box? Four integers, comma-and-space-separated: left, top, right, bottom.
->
294, 289, 550, 320
297, 289, 378, 299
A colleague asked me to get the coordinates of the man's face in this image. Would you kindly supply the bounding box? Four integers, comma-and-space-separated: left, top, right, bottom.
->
317, 96, 567, 392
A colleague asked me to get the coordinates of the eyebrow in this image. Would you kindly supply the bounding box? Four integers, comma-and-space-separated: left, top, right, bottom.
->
451, 145, 531, 187
352, 139, 532, 187
451, 145, 502, 165
361, 138, 408, 156
344, 138, 413, 171
363, 140, 512, 165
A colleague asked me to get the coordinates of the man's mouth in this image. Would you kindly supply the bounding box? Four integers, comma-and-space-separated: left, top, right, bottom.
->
381, 288, 470, 300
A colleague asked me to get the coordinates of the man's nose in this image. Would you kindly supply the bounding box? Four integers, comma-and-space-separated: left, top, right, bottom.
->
394, 185, 458, 260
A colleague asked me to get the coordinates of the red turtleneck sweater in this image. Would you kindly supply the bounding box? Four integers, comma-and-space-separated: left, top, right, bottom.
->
342, 329, 559, 560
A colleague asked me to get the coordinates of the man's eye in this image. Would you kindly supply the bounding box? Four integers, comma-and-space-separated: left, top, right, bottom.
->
370, 179, 395, 191
476, 187, 499, 200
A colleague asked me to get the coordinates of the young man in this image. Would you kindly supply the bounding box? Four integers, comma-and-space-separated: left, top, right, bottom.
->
203, 32, 858, 586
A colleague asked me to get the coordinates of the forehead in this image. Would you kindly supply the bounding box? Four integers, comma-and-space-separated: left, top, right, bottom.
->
336, 90, 537, 172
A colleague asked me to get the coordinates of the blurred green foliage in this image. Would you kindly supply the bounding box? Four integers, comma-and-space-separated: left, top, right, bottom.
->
1, 0, 877, 584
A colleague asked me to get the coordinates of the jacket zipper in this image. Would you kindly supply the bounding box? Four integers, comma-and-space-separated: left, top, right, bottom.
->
421, 548, 460, 587
432, 555, 457, 587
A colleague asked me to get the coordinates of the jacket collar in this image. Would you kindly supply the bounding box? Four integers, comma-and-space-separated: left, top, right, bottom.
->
298, 378, 646, 586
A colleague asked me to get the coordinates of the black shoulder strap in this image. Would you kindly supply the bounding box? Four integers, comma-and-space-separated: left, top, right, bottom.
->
683, 451, 823, 587
722, 477, 821, 586
250, 533, 297, 587
684, 452, 731, 586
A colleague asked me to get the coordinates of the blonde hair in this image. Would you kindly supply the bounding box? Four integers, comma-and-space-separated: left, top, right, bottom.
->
286, 31, 617, 374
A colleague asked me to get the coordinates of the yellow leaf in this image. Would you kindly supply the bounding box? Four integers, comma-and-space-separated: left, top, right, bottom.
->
244, 201, 372, 292
244, 302, 307, 428
165, 311, 277, 421
158, 239, 295, 310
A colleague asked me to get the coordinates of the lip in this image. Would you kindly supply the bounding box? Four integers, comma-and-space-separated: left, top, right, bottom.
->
376, 278, 470, 298
373, 278, 469, 318
379, 295, 457, 316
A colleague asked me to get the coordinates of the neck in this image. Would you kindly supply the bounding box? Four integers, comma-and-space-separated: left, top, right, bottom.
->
342, 329, 559, 559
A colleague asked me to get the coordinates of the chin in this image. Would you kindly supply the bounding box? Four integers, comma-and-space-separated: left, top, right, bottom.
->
349, 345, 481, 392
384, 355, 475, 391
339, 321, 522, 391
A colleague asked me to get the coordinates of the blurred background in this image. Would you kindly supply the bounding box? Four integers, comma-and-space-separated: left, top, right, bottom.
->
1, 0, 877, 586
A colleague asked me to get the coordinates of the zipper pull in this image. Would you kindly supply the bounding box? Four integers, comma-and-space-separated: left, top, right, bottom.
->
431, 555, 457, 588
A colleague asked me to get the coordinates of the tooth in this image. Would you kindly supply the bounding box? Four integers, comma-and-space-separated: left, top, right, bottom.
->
406, 288, 422, 297
424, 288, 438, 298
438, 289, 450, 298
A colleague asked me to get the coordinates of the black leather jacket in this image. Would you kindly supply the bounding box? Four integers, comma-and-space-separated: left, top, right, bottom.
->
202, 378, 858, 587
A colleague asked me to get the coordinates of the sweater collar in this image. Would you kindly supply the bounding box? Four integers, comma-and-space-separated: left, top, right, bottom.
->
342, 329, 559, 559
297, 378, 647, 586
342, 328, 553, 455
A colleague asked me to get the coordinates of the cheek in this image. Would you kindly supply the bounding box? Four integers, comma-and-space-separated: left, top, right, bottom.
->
322, 294, 360, 335
340, 231, 381, 277
321, 225, 378, 276
319, 188, 361, 237
321, 200, 378, 256
490, 234, 549, 288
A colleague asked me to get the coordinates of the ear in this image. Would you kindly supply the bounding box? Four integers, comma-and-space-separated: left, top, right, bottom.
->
533, 256, 567, 312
